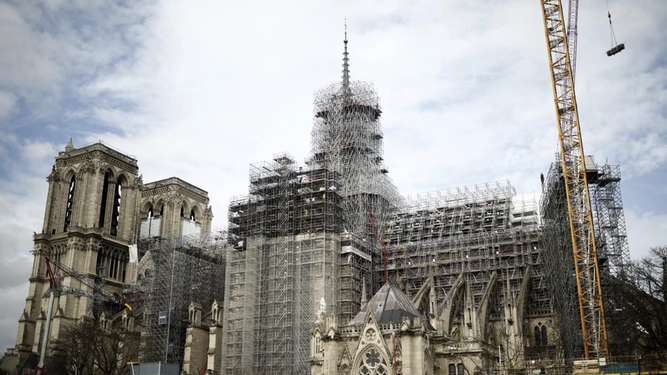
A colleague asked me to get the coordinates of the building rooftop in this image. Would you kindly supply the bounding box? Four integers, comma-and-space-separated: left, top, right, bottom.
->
348, 281, 420, 325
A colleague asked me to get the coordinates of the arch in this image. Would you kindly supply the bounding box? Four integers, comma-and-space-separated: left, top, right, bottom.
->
534, 326, 542, 346
354, 346, 390, 375
541, 325, 548, 345
63, 174, 76, 231
99, 171, 113, 229
62, 167, 77, 183
457, 363, 466, 375
141, 201, 154, 218
180, 200, 190, 217
102, 167, 116, 180
190, 204, 203, 222
115, 172, 130, 187
110, 176, 125, 237
155, 199, 165, 216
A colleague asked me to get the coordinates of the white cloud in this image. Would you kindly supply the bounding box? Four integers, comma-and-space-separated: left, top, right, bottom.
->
625, 208, 667, 260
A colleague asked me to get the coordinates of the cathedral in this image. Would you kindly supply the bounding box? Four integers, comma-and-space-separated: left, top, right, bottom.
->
6, 34, 559, 375
10, 140, 215, 371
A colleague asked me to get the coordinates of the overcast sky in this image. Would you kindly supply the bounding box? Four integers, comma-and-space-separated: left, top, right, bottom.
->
1, 0, 666, 353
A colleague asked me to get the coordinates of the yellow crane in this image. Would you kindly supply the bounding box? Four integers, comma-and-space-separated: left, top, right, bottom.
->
539, 0, 609, 360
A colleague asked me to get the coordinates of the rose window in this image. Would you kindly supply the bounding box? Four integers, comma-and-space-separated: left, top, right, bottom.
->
358, 348, 389, 375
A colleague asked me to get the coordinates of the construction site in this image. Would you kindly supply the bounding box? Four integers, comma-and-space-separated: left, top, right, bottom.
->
224, 54, 403, 372
5, 1, 667, 375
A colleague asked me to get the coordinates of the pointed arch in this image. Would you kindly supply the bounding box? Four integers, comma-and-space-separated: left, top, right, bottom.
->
110, 174, 128, 237
155, 199, 165, 217
354, 345, 391, 375
180, 200, 190, 218
190, 204, 202, 222
99, 171, 112, 229
63, 174, 76, 231
141, 201, 154, 218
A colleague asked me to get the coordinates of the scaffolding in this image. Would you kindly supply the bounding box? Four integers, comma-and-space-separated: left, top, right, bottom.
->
541, 155, 631, 360
223, 38, 402, 374
311, 78, 402, 322
385, 181, 550, 324
126, 230, 227, 368
541, 161, 582, 361
225, 154, 340, 375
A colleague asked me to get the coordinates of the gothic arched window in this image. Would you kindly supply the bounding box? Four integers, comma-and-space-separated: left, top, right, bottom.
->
458, 363, 465, 375
99, 172, 110, 228
534, 326, 542, 346
64, 175, 76, 231
110, 178, 122, 237
358, 348, 388, 375
541, 325, 548, 346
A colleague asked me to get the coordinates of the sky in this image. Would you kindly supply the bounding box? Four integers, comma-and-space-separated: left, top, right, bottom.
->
1, 0, 666, 354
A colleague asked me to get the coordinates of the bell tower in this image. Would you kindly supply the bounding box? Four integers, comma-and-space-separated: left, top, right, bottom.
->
15, 139, 142, 365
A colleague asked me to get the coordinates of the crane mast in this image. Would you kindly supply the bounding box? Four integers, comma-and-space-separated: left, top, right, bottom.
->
539, 0, 609, 360
566, 0, 579, 80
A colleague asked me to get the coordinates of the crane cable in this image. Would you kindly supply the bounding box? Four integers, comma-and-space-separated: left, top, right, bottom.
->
606, 0, 619, 48
605, 0, 625, 56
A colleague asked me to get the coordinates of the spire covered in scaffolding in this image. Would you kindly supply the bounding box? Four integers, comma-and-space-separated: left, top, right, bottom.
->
342, 20, 350, 91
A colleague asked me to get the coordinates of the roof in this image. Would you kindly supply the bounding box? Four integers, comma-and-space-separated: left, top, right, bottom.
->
348, 281, 420, 325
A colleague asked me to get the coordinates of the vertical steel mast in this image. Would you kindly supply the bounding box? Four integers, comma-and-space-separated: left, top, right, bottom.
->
539, 0, 609, 360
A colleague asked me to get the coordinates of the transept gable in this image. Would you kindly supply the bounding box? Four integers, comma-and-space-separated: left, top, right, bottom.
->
351, 310, 393, 373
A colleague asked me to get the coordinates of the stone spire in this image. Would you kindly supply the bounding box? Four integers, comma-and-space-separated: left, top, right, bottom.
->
65, 138, 74, 152
361, 276, 368, 308
342, 20, 350, 91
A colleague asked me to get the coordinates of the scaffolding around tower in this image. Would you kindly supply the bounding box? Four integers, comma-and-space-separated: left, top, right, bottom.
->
125, 229, 227, 367
541, 154, 631, 361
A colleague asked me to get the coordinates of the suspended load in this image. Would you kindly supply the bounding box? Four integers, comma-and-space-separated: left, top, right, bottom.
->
606, 11, 625, 56
606, 43, 625, 56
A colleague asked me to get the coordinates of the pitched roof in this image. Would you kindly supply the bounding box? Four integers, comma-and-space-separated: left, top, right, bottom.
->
348, 281, 420, 325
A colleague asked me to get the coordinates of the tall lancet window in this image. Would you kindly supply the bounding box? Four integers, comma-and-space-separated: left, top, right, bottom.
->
110, 178, 122, 237
64, 175, 76, 231
98, 172, 110, 228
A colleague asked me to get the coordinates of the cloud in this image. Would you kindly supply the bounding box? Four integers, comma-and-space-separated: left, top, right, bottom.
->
0, 91, 18, 120
0, 283, 31, 353
625, 208, 667, 260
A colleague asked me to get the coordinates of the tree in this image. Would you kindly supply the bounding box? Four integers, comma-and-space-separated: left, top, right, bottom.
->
612, 246, 667, 354
51, 320, 141, 375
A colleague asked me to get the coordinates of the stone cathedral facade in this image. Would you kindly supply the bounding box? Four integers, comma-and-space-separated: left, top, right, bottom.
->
11, 140, 213, 369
